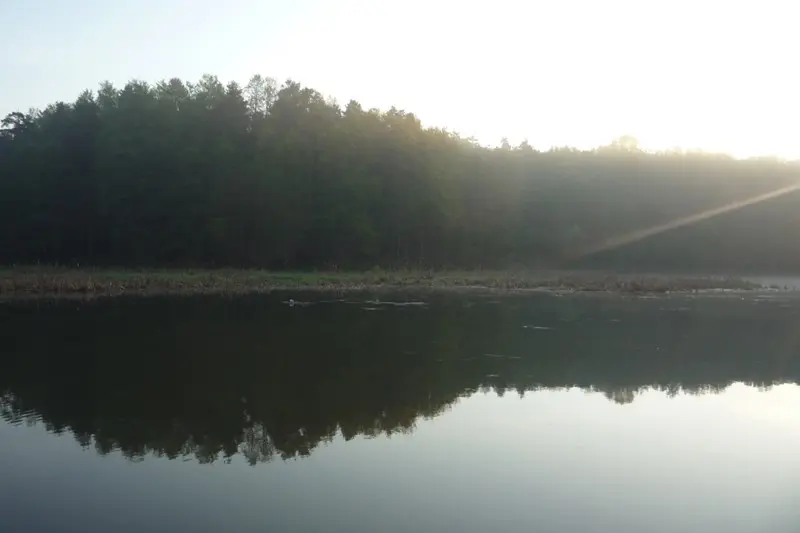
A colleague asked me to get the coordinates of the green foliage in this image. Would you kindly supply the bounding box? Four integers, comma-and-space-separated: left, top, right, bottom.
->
2, 74, 800, 271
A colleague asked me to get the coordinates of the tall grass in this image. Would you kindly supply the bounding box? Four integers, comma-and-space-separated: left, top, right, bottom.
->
0, 266, 763, 299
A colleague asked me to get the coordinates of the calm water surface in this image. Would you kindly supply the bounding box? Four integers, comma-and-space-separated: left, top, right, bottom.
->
1, 292, 800, 533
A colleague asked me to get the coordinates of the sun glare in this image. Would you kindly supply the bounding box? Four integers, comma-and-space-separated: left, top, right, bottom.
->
291, 0, 799, 159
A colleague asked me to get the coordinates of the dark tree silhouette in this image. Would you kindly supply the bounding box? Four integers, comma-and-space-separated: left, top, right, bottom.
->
2, 74, 800, 271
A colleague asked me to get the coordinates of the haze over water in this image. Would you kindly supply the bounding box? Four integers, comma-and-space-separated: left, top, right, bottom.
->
2, 291, 800, 533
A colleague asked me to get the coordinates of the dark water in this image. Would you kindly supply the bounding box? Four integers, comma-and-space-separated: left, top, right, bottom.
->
2, 291, 800, 533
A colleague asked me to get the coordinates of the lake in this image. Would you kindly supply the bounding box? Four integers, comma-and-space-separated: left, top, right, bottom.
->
1, 291, 800, 533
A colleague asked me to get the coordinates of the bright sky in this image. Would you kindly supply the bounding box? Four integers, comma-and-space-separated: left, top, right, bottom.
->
1, 0, 798, 158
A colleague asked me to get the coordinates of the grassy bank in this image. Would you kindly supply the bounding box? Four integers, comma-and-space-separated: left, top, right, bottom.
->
0, 267, 767, 299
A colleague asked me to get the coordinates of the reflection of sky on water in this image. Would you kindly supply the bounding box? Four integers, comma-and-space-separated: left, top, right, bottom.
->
2, 383, 799, 533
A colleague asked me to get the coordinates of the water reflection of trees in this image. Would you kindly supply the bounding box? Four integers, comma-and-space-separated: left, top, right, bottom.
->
1, 294, 799, 465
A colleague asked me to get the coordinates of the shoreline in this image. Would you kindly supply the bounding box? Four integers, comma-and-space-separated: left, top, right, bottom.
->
0, 268, 777, 300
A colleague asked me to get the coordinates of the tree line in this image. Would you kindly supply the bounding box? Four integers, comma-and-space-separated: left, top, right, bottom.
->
2, 73, 799, 270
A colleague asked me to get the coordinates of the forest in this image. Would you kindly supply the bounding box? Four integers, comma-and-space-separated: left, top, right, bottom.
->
2, 73, 800, 272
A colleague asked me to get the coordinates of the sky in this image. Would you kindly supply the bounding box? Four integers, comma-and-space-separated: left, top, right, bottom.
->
1, 0, 798, 158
